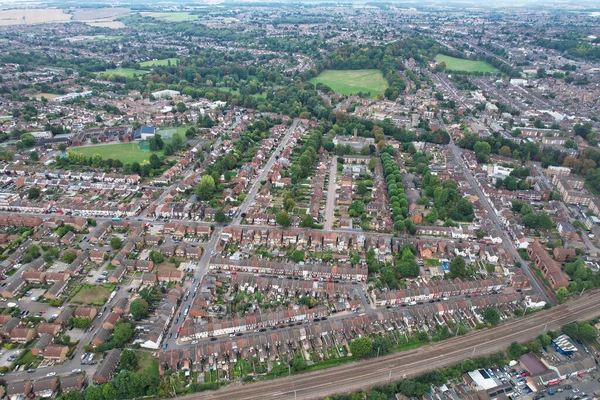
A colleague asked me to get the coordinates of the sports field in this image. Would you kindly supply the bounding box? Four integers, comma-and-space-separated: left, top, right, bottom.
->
71, 143, 162, 164
309, 69, 388, 98
142, 12, 198, 22
99, 68, 148, 78
140, 58, 179, 68
434, 54, 498, 73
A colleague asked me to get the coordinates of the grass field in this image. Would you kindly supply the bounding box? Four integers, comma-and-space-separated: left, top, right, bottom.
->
143, 12, 198, 22
72, 143, 163, 164
71, 284, 115, 305
136, 351, 159, 377
434, 54, 498, 73
140, 58, 179, 68
309, 69, 388, 98
99, 68, 148, 78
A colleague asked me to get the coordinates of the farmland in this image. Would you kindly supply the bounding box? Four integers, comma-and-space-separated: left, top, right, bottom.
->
309, 69, 388, 98
434, 54, 498, 73
141, 12, 198, 22
99, 68, 148, 78
140, 58, 179, 68
70, 143, 163, 164
0, 9, 71, 25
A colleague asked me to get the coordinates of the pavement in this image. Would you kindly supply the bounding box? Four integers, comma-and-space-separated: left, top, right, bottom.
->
445, 134, 553, 304
179, 291, 600, 400
233, 118, 299, 226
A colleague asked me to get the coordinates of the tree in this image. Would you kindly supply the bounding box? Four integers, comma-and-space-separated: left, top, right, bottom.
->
507, 341, 524, 360
149, 250, 164, 264
473, 141, 491, 156
214, 210, 228, 223
176, 102, 187, 113
349, 337, 373, 358
113, 321, 134, 347
70, 317, 91, 330
29, 151, 38, 161
448, 256, 468, 279
300, 215, 314, 228
291, 250, 305, 262
148, 134, 164, 151
149, 154, 161, 169
483, 307, 501, 325
62, 251, 76, 264
120, 349, 139, 371
130, 299, 149, 320
276, 210, 291, 227
28, 187, 41, 200
499, 145, 512, 157
196, 175, 215, 201
110, 237, 122, 250
284, 198, 296, 212
556, 287, 568, 304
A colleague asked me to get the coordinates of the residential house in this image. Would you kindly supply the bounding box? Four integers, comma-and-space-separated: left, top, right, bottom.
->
94, 349, 122, 384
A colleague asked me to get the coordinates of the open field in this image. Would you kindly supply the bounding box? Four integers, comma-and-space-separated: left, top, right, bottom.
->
309, 69, 388, 98
99, 68, 148, 78
33, 93, 60, 100
0, 9, 72, 26
71, 8, 130, 21
141, 12, 198, 22
71, 284, 114, 305
434, 54, 498, 73
140, 58, 179, 68
86, 21, 126, 29
71, 143, 163, 164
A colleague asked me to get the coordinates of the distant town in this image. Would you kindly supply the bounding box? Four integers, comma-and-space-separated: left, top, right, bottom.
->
0, 2, 599, 400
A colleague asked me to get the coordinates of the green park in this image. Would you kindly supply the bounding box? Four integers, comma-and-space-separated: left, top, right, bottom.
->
434, 54, 498, 73
309, 69, 389, 98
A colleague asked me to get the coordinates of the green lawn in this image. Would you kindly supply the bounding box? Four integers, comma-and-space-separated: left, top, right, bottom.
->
150, 12, 197, 22
71, 284, 115, 306
435, 54, 498, 73
424, 259, 441, 267
71, 143, 162, 164
136, 351, 159, 377
309, 69, 388, 98
140, 58, 179, 68
99, 68, 148, 78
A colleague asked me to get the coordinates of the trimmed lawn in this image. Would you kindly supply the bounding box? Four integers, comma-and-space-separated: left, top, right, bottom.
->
424, 259, 440, 267
71, 284, 115, 305
98, 68, 148, 78
309, 69, 388, 98
434, 54, 498, 73
140, 58, 179, 68
71, 143, 162, 164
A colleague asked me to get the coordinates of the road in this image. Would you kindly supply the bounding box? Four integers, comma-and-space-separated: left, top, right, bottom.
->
323, 157, 337, 231
233, 118, 299, 225
167, 225, 223, 348
445, 135, 553, 304
183, 291, 600, 400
